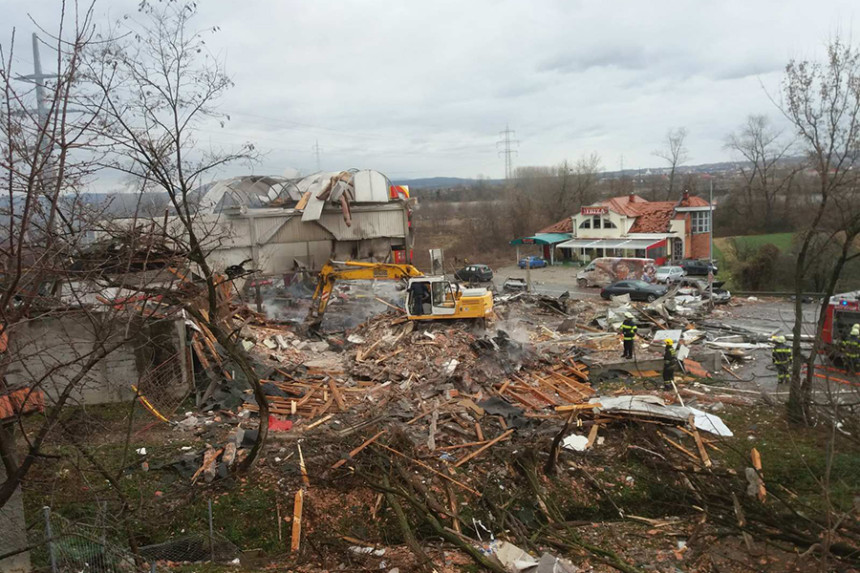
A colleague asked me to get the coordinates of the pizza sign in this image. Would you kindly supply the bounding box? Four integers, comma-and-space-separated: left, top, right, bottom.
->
581, 206, 608, 216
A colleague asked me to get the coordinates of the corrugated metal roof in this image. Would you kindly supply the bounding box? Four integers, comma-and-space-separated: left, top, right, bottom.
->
316, 209, 406, 240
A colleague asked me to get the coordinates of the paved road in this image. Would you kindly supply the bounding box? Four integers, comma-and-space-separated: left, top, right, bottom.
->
492, 264, 600, 298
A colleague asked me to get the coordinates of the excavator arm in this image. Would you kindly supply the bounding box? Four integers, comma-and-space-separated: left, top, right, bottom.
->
307, 260, 425, 327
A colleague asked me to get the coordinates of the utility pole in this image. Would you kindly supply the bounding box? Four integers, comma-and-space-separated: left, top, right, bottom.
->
15, 33, 57, 133
496, 125, 519, 179
708, 178, 715, 310
312, 140, 322, 172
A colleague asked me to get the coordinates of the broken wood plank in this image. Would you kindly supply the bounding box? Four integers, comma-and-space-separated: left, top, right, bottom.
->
290, 489, 304, 553
657, 431, 700, 462
445, 480, 461, 534
331, 430, 387, 470
298, 443, 310, 488
474, 422, 484, 442
328, 378, 346, 411
373, 296, 406, 313
721, 365, 743, 381
504, 388, 543, 410
751, 448, 766, 502
585, 424, 600, 449
305, 414, 333, 431
688, 415, 712, 468
191, 447, 223, 484
453, 429, 514, 468
555, 403, 599, 413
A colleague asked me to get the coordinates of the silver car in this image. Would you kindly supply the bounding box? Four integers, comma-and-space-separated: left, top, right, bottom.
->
655, 265, 685, 284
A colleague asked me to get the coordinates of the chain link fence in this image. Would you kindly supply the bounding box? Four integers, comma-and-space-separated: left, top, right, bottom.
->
26, 504, 239, 572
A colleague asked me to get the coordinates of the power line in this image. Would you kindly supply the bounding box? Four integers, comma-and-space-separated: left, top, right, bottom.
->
496, 124, 519, 179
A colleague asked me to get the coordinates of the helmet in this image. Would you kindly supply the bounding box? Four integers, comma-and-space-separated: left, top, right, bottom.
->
775, 335, 786, 344
852, 324, 860, 336
624, 312, 634, 319
664, 338, 673, 345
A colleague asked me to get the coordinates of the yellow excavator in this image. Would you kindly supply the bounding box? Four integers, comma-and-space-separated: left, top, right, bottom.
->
307, 260, 494, 329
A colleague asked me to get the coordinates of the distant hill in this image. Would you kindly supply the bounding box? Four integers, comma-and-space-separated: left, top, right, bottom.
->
393, 177, 503, 189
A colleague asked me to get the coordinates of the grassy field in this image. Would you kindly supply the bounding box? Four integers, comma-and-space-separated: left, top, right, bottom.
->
713, 232, 795, 290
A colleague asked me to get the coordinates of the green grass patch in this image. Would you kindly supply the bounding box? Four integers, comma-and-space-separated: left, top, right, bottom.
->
728, 232, 795, 251
718, 404, 860, 513
714, 233, 795, 290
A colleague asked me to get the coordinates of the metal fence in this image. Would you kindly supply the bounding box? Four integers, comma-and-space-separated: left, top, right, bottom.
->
28, 504, 239, 573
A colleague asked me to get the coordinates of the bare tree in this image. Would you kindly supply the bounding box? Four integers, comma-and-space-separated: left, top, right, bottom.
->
570, 153, 602, 208
653, 127, 689, 200
82, 1, 269, 469
725, 115, 799, 230
779, 37, 860, 424
0, 2, 185, 525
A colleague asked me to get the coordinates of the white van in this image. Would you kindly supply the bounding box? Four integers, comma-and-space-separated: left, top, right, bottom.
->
576, 257, 657, 288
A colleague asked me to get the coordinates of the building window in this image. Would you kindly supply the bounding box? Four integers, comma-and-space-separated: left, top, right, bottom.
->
691, 211, 711, 233
593, 216, 602, 229
603, 219, 617, 229
579, 219, 591, 229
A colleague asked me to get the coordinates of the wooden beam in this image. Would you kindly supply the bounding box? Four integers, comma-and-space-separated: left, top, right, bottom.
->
453, 429, 514, 468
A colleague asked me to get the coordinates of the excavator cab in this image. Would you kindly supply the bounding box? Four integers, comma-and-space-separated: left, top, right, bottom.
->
405, 277, 492, 320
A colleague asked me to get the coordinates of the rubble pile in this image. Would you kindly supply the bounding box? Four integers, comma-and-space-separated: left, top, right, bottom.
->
129, 275, 842, 572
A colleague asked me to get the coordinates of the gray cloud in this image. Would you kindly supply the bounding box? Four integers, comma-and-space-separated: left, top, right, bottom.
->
1, 0, 858, 179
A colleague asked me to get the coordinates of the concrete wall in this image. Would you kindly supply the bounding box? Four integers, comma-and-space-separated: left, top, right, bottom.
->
5, 313, 188, 407
0, 464, 30, 573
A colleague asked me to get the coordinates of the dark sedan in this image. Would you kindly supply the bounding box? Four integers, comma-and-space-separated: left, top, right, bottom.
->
600, 280, 667, 302
454, 264, 494, 283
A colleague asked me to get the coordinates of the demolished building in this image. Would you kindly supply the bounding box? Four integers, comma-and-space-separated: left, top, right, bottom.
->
150, 170, 414, 277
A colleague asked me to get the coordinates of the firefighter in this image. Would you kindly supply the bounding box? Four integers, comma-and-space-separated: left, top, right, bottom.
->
620, 312, 637, 359
771, 335, 792, 385
843, 324, 860, 372
662, 338, 677, 391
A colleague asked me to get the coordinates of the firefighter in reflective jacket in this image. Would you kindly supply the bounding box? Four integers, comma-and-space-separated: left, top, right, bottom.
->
662, 339, 677, 391
771, 335, 792, 385
620, 312, 637, 359
842, 324, 860, 372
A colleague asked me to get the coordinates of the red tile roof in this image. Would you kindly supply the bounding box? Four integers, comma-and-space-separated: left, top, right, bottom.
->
536, 193, 709, 235
598, 195, 650, 216
628, 204, 675, 233
677, 195, 709, 208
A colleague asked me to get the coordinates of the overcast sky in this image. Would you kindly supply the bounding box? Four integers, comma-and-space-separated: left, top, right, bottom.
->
2, 0, 859, 180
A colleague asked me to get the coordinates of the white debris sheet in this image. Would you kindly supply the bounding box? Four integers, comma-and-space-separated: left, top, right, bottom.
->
590, 395, 733, 437
561, 434, 590, 452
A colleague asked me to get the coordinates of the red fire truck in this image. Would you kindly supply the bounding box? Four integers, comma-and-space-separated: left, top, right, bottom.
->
822, 291, 860, 347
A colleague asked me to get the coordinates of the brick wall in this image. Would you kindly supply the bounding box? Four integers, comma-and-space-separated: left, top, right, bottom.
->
690, 233, 711, 259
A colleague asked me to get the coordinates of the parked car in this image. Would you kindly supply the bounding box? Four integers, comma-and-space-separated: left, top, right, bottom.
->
518, 255, 548, 269
576, 257, 657, 288
600, 280, 668, 302
655, 265, 686, 284
454, 264, 494, 283
678, 259, 718, 276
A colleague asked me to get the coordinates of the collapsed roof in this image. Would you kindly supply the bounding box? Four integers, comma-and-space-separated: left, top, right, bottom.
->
199, 170, 403, 227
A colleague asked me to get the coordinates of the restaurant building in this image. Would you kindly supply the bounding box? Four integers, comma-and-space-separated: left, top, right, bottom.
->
547, 191, 713, 265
